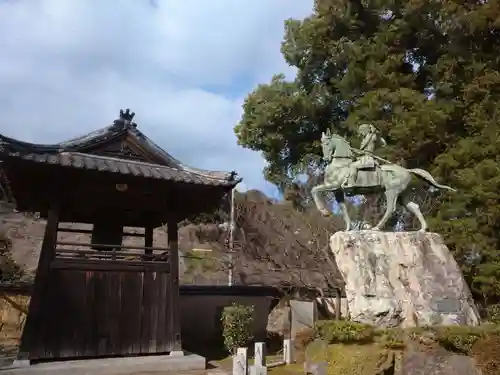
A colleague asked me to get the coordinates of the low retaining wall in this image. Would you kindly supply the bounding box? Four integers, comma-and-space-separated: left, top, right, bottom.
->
0, 284, 283, 350
179, 285, 282, 351
0, 283, 30, 346
0, 293, 29, 346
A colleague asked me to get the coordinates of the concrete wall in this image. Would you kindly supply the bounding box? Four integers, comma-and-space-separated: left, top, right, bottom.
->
290, 300, 317, 338
180, 294, 272, 346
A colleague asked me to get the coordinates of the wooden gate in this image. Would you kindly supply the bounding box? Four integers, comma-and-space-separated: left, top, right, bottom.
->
27, 259, 173, 360
20, 235, 176, 361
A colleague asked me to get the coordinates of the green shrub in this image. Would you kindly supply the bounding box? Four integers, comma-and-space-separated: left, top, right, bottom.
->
375, 328, 406, 349
486, 304, 500, 324
433, 326, 485, 354
315, 320, 375, 344
221, 303, 254, 354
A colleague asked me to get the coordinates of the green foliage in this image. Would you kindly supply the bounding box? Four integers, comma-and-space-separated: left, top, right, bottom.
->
221, 303, 255, 354
235, 0, 500, 306
486, 304, 500, 324
283, 321, 500, 375
375, 328, 406, 350
433, 326, 486, 354
315, 320, 375, 344
313, 319, 499, 354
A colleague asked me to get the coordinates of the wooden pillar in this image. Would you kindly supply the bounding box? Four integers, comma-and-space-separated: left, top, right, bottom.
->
144, 226, 153, 259
167, 219, 182, 351
18, 204, 60, 361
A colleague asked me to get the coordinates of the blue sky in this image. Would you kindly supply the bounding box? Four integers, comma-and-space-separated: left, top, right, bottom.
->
0, 0, 314, 198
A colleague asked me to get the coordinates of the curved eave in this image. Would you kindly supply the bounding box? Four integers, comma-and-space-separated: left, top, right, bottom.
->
0, 151, 240, 188
0, 123, 242, 185
0, 134, 64, 153
0, 125, 126, 154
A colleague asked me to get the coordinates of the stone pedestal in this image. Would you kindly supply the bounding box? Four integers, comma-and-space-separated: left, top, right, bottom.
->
330, 231, 480, 328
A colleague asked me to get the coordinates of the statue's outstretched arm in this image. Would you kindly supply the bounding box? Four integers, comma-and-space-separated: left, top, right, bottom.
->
360, 135, 371, 150
380, 137, 387, 147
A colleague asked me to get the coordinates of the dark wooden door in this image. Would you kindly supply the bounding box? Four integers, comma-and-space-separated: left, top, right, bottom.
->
25, 260, 174, 360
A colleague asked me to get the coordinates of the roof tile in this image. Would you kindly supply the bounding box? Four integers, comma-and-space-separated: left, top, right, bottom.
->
5, 151, 236, 187
0, 113, 242, 186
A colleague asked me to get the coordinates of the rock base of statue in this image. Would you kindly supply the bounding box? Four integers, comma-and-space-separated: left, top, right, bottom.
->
330, 231, 480, 328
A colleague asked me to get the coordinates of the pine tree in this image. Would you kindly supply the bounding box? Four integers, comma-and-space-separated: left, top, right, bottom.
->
235, 0, 500, 306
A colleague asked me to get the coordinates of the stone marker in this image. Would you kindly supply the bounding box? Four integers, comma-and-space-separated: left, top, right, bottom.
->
254, 342, 266, 367
290, 300, 317, 339
236, 347, 248, 375
283, 338, 293, 364
232, 353, 246, 375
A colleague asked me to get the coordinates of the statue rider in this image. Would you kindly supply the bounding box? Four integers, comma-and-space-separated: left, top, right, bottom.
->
344, 123, 387, 187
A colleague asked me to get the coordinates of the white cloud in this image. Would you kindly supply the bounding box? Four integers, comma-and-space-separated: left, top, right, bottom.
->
0, 0, 313, 195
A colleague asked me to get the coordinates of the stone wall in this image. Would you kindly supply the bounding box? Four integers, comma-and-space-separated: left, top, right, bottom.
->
0, 292, 29, 346
317, 297, 350, 319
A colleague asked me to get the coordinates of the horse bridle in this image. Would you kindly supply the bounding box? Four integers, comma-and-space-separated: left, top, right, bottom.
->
324, 136, 353, 160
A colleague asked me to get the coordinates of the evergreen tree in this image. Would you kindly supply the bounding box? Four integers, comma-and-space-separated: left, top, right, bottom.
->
235, 0, 500, 305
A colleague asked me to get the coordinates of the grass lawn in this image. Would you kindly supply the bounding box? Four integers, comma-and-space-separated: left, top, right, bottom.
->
268, 343, 396, 375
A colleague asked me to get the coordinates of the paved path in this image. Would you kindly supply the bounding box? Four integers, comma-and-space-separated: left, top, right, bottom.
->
0, 348, 230, 375
131, 369, 228, 375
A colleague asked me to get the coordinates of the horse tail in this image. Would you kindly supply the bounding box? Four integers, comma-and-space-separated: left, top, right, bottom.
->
409, 168, 457, 192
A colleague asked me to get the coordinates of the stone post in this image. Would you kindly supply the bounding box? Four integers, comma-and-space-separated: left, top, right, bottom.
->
283, 338, 293, 364
250, 342, 268, 375
236, 347, 248, 375
254, 342, 266, 367
233, 353, 246, 375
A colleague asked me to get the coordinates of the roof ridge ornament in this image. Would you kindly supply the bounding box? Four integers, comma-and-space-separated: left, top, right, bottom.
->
113, 108, 137, 129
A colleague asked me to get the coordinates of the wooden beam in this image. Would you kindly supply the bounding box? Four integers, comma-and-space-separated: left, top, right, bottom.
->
18, 202, 60, 360
57, 214, 165, 229
55, 241, 167, 252
144, 226, 154, 256
57, 227, 146, 237
50, 259, 170, 272
55, 248, 168, 259
55, 208, 168, 228
167, 219, 182, 351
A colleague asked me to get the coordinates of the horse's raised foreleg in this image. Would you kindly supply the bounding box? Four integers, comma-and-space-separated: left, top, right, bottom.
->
334, 191, 351, 231
311, 184, 331, 216
373, 189, 399, 231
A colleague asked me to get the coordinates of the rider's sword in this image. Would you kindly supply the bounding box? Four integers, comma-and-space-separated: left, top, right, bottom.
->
350, 146, 394, 165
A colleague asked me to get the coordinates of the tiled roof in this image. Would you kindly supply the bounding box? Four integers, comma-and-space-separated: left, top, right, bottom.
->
0, 109, 242, 187
3, 151, 236, 186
